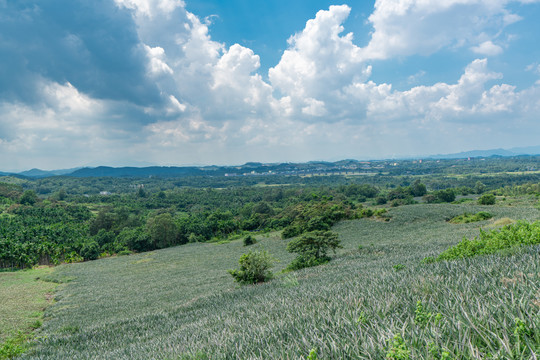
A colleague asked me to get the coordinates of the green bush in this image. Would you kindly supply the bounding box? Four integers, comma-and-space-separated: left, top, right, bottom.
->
19, 190, 38, 206
478, 193, 496, 205
243, 235, 256, 246
449, 211, 493, 224
438, 221, 540, 260
228, 251, 274, 284
80, 241, 100, 261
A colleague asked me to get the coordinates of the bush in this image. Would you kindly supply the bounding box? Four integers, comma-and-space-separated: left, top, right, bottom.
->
437, 221, 540, 260
449, 211, 492, 224
478, 193, 496, 205
243, 235, 256, 246
281, 225, 302, 239
435, 189, 456, 203
375, 195, 387, 205
80, 241, 100, 261
228, 250, 274, 284
286, 231, 341, 270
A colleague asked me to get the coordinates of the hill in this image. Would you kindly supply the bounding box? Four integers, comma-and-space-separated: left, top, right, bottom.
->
6, 146, 540, 178
18, 204, 540, 359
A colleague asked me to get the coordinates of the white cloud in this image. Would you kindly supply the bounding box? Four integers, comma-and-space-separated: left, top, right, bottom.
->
144, 45, 173, 76
359, 0, 528, 60
113, 0, 184, 18
2, 1, 540, 170
471, 41, 503, 56
269, 5, 370, 120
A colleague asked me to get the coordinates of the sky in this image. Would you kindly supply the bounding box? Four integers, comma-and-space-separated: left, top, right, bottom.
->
1, 0, 540, 171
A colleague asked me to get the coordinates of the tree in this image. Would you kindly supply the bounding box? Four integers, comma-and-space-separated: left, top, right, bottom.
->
146, 213, 179, 249
410, 180, 427, 197
228, 250, 274, 284
19, 190, 38, 205
286, 231, 342, 270
434, 189, 456, 203
474, 181, 486, 194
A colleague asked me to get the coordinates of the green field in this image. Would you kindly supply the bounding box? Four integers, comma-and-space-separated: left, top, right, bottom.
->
10, 203, 539, 359
0, 267, 57, 342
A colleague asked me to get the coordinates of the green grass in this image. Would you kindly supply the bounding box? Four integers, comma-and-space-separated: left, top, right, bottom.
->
0, 267, 58, 359
0, 267, 57, 341
19, 204, 540, 359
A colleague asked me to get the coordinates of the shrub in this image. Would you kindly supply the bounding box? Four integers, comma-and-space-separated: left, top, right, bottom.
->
228, 250, 274, 284
437, 221, 540, 260
243, 235, 256, 246
478, 193, 496, 205
449, 211, 492, 224
286, 231, 341, 270
385, 334, 410, 360
80, 241, 100, 261
375, 195, 387, 205
281, 225, 302, 239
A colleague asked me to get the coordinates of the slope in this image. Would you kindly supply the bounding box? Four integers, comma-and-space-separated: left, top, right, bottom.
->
21, 204, 540, 359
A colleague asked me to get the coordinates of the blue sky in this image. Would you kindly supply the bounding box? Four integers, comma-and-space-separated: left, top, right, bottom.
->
1, 0, 540, 171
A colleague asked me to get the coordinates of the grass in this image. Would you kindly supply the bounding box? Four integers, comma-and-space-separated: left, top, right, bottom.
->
0, 267, 57, 341
0, 267, 58, 359
16, 204, 540, 359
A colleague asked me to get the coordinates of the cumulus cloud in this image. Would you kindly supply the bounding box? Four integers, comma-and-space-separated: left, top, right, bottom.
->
0, 0, 540, 170
269, 5, 371, 120
359, 0, 533, 60
471, 41, 504, 56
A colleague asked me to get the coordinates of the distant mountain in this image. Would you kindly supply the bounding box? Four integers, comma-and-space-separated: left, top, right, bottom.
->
69, 166, 213, 178
4, 145, 540, 178
428, 146, 540, 159
17, 168, 82, 178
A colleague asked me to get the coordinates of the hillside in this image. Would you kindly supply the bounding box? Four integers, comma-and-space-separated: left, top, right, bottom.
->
18, 204, 540, 359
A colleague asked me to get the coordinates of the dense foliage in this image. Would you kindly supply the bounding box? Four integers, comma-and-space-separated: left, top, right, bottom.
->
437, 221, 540, 260
0, 183, 379, 269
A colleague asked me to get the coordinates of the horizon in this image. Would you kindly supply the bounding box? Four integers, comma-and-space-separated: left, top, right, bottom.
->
3, 145, 540, 173
1, 1, 540, 171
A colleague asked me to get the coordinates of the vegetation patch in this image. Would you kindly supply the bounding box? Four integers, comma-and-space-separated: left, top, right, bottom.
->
228, 250, 275, 284
0, 267, 58, 358
491, 217, 515, 227
448, 211, 492, 224
285, 230, 341, 270
438, 220, 540, 260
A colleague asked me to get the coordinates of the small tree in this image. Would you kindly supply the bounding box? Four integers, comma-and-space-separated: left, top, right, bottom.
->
286, 231, 342, 270
410, 180, 427, 197
228, 250, 274, 284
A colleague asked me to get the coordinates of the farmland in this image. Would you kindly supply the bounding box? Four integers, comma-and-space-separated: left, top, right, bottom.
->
13, 203, 540, 359
1, 157, 540, 359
